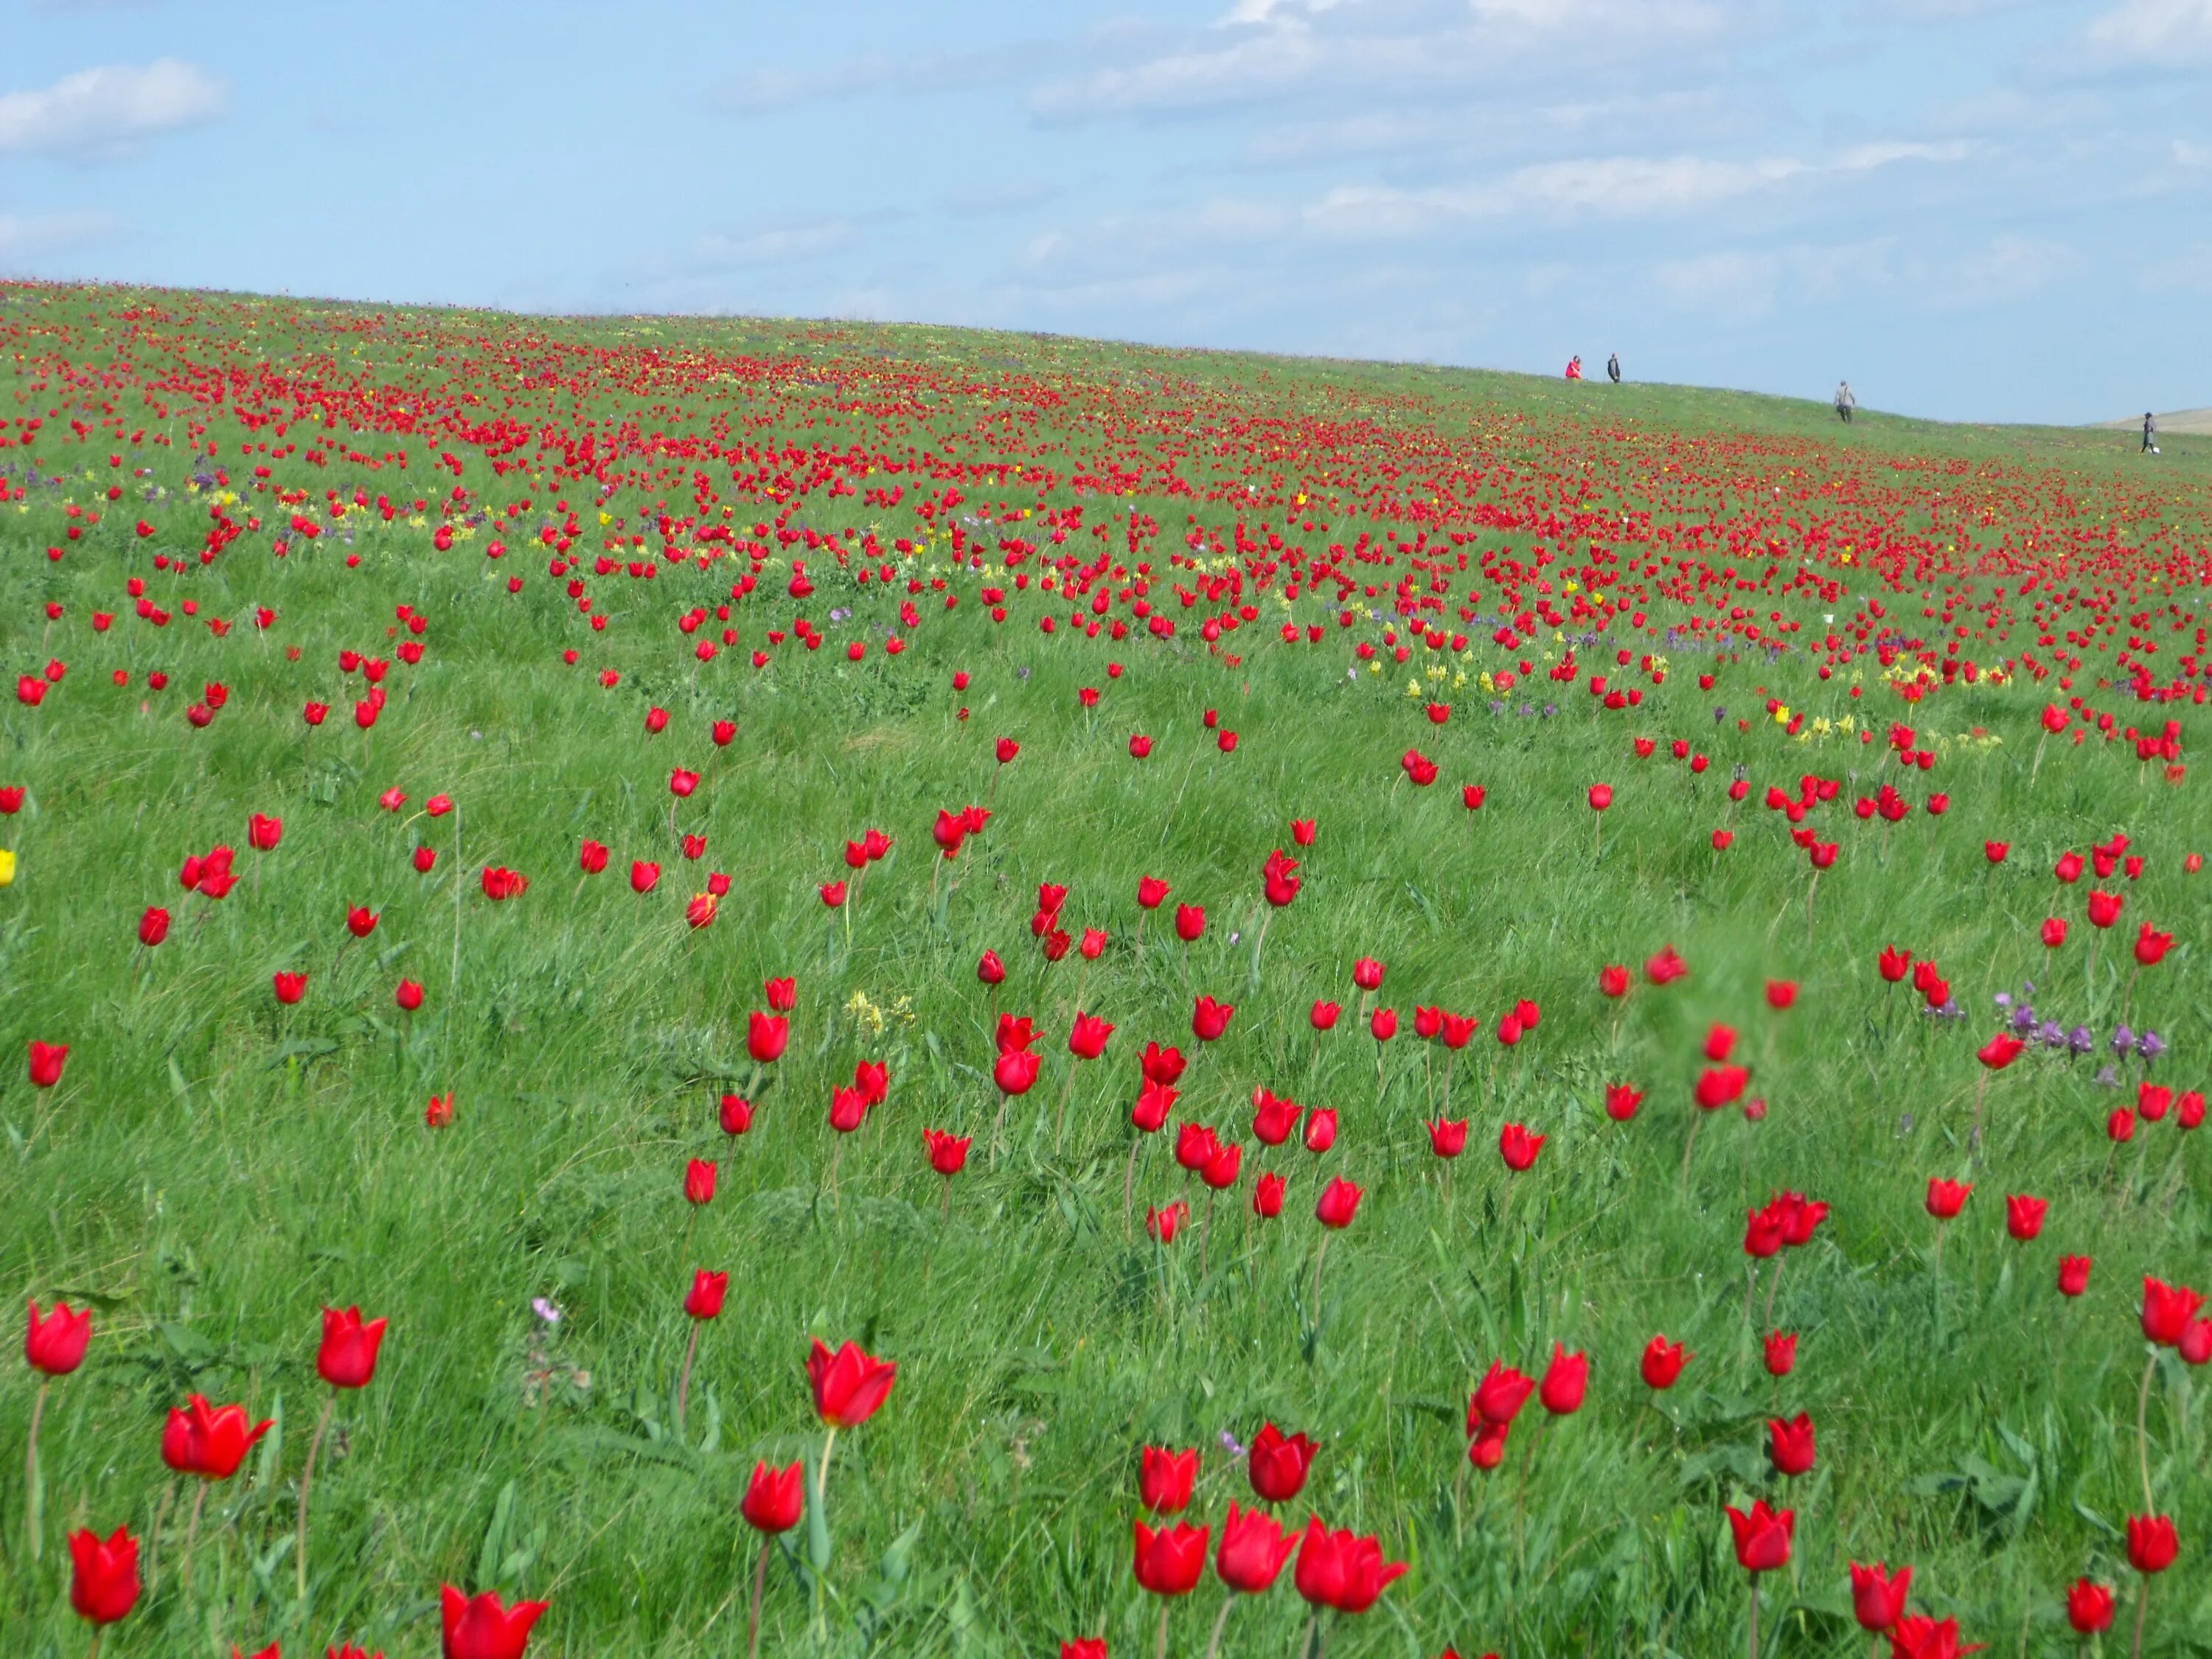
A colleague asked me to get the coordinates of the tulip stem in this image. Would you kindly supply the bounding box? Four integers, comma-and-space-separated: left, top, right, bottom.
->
1309, 1234, 1331, 1324
181, 1481, 206, 1596
677, 1322, 702, 1438
146, 1480, 175, 1598
2136, 1352, 2157, 1511
1747, 1576, 1760, 1659
747, 1537, 770, 1659
2131, 1579, 2149, 1659
1762, 1256, 1785, 1330
86, 1634, 101, 1659
24, 1379, 46, 1562
1202, 1594, 1236, 1659
295, 1393, 335, 1601
1680, 1113, 1704, 1194
1124, 1135, 1142, 1241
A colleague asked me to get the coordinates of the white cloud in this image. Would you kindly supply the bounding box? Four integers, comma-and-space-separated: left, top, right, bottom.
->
689, 220, 856, 270
2086, 0, 2212, 60
0, 60, 223, 157
2177, 139, 2212, 167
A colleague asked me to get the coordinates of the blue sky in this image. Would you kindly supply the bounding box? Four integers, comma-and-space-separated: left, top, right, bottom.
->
2, 0, 2208, 424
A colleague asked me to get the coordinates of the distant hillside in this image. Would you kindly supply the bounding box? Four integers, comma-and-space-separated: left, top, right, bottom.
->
2096, 408, 2212, 434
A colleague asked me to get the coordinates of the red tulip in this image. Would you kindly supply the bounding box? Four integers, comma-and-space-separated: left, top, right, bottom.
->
747, 1012, 788, 1063
684, 1159, 717, 1206
317, 1307, 386, 1388
1975, 1034, 2023, 1071
138, 905, 171, 947
807, 1338, 896, 1427
1175, 904, 1206, 942
2126, 1514, 2177, 1574
1304, 1108, 1338, 1152
685, 1270, 728, 1320
1470, 1360, 1534, 1426
1597, 964, 1630, 998
2066, 1579, 2115, 1634
67, 1526, 141, 1627
1133, 1518, 1209, 1596
273, 972, 308, 1005
720, 1094, 754, 1135
1767, 1412, 1815, 1475
1850, 1561, 1912, 1631
740, 1461, 804, 1533
161, 1394, 274, 1479
1878, 945, 1912, 982
1369, 1006, 1397, 1041
1587, 784, 1613, 811
1139, 1445, 1198, 1514
28, 1040, 68, 1088
1604, 1082, 1644, 1121
1138, 875, 1169, 908
977, 948, 1006, 985
1252, 1171, 1285, 1217
994, 1046, 1042, 1096
249, 813, 283, 852
1498, 1122, 1545, 1171
2059, 1255, 2092, 1296
441, 1585, 549, 1659
630, 860, 661, 893
1216, 1500, 1297, 1592
1315, 1176, 1362, 1228
1640, 1335, 1686, 1389
2004, 1194, 2046, 1240
347, 905, 379, 938
2143, 1277, 2204, 1346
1310, 999, 1341, 1030
1291, 1518, 1407, 1613
27, 1297, 93, 1375
1248, 1422, 1316, 1501
1147, 1200, 1189, 1243
1537, 1344, 1587, 1414
1762, 1332, 1797, 1376
1925, 1178, 1971, 1220
1726, 1500, 1794, 1572
1069, 1012, 1114, 1060
1192, 995, 1234, 1041
1426, 1117, 1467, 1158
924, 1128, 971, 1175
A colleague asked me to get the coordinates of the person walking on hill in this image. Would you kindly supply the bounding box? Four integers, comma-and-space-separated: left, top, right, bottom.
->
2143, 411, 2159, 454
1607, 352, 1621, 383
1834, 381, 1855, 424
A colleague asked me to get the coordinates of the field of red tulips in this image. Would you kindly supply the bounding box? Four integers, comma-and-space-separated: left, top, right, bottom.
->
3, 281, 2210, 1659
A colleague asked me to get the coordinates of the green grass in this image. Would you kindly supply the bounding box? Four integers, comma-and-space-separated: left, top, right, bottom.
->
1, 282, 2208, 1659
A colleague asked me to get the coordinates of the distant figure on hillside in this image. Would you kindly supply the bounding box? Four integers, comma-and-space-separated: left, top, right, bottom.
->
1565, 355, 1583, 381
1834, 381, 1855, 424
2143, 412, 2159, 454
1607, 352, 1621, 384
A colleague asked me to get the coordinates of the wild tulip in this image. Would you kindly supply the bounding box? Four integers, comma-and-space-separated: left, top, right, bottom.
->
1745, 1206, 1787, 1259
1315, 1176, 1362, 1227
2142, 1278, 2204, 1346
1727, 1500, 1794, 1572
440, 1586, 549, 1659
1427, 1118, 1468, 1158
1304, 1108, 1338, 1152
685, 1270, 728, 1320
1192, 995, 1234, 1041
741, 1461, 805, 1533
273, 972, 308, 1006
1975, 1034, 2023, 1071
829, 1087, 867, 1133
1414, 1006, 1444, 1040
249, 813, 283, 851
1132, 1519, 1209, 1596
139, 905, 170, 946
1201, 1141, 1243, 1189
413, 846, 438, 873
669, 768, 699, 798
1538, 1344, 1587, 1413
2041, 917, 2067, 947
161, 1394, 274, 1479
1248, 1423, 1316, 1501
2059, 1255, 2092, 1296
854, 1060, 888, 1107
925, 1128, 971, 1176
1139, 1446, 1197, 1514
684, 1160, 717, 1206
1138, 875, 1169, 909
1129, 734, 1154, 759
346, 905, 378, 938
1599, 964, 1630, 998
1471, 1361, 1534, 1426
765, 977, 796, 1012
28, 1040, 69, 1087
1252, 1171, 1285, 1217
1641, 1335, 1686, 1388
425, 1093, 454, 1127
1133, 1079, 1177, 1133
819, 881, 846, 907
2066, 1579, 2115, 1634
1763, 1332, 1798, 1375
317, 1307, 386, 1388
2005, 1194, 2047, 1239
578, 840, 609, 874
1695, 1065, 1750, 1109
995, 1047, 1043, 1096
68, 1526, 141, 1628
1878, 946, 1912, 982
27, 1298, 93, 1374
1764, 980, 1798, 1009
1850, 1561, 1912, 1632
1147, 1201, 1189, 1243
1175, 904, 1206, 942
1353, 956, 1384, 991
2135, 923, 2173, 965
1216, 1502, 1297, 1593
1499, 1122, 1545, 1171
1370, 1006, 1398, 1041
1290, 818, 1315, 846
807, 1338, 896, 1427
2126, 1514, 2177, 1573
1069, 1012, 1114, 1060
1925, 1178, 1971, 1220
747, 1012, 788, 1063
1468, 1417, 1510, 1470
1587, 784, 1613, 810
996, 737, 1019, 764
977, 948, 1006, 985
2109, 1107, 2135, 1143
720, 1095, 754, 1135
1291, 1519, 1407, 1613
1604, 1082, 1644, 1121
2056, 851, 2084, 883
1704, 1023, 1738, 1062
1767, 1413, 1815, 1475
1310, 999, 1341, 1030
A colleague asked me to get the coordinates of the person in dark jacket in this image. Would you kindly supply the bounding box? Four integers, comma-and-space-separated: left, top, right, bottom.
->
1607, 352, 1621, 383
2143, 412, 2159, 454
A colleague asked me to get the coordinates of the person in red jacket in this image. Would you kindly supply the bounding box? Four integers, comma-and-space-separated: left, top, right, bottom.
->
1565, 355, 1583, 380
